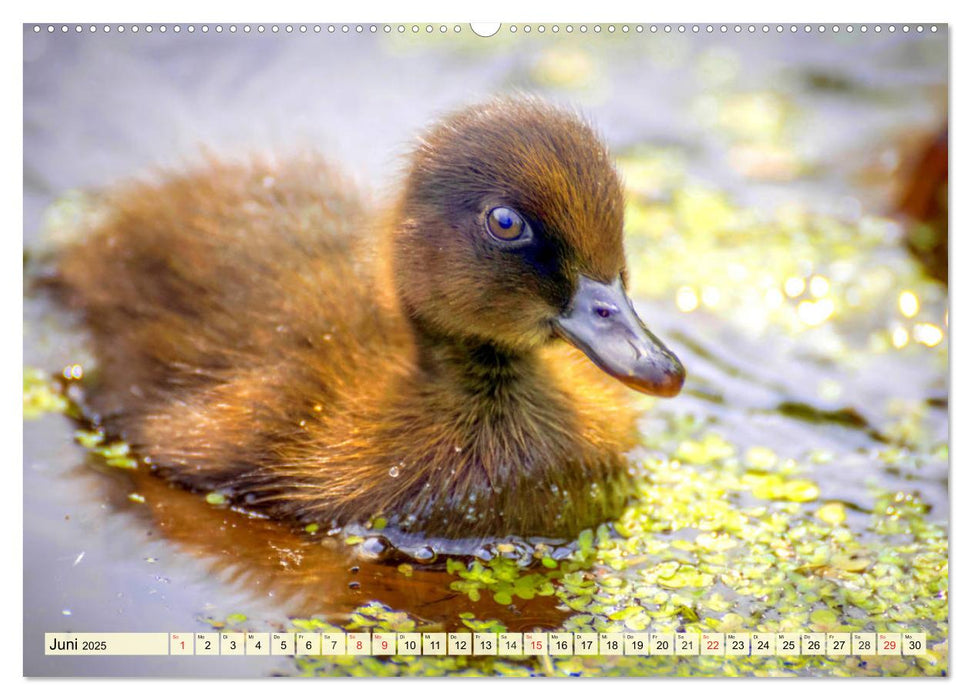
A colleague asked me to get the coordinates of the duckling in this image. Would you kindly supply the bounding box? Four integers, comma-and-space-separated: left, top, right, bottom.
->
50, 97, 685, 540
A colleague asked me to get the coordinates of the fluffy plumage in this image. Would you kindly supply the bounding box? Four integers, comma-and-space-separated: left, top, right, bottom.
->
49, 98, 682, 539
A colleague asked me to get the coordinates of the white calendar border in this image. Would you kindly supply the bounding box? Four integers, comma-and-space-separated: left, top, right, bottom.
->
9, 0, 961, 696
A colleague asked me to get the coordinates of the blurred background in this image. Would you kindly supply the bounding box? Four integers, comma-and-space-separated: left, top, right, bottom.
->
24, 25, 948, 677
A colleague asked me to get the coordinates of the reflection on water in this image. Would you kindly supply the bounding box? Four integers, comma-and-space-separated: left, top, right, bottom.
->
24, 26, 947, 677
111, 461, 569, 629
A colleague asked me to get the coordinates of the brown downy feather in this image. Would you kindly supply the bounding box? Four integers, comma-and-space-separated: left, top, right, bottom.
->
48, 98, 656, 540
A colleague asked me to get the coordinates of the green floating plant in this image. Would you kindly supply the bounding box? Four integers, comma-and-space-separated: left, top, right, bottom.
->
253, 420, 946, 677
23, 368, 69, 419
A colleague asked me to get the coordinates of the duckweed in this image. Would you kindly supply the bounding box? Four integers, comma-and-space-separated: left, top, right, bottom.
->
620, 149, 948, 377
199, 422, 943, 676
814, 503, 847, 526
96, 441, 137, 470
448, 557, 556, 605
23, 368, 69, 419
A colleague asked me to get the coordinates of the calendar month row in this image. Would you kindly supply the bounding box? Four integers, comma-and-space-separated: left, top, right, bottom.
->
46, 631, 929, 657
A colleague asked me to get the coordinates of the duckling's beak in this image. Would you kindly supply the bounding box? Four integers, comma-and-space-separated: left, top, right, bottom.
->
555, 276, 686, 398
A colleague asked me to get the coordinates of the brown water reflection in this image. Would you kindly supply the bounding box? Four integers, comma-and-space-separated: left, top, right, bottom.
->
100, 459, 569, 630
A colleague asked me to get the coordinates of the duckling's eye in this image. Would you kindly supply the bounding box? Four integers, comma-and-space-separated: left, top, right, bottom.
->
486, 206, 530, 242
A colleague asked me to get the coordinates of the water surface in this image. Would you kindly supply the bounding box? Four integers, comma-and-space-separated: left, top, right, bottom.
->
24, 25, 948, 677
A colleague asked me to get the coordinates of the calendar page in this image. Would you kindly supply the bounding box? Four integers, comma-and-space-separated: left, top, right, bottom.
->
22, 14, 949, 679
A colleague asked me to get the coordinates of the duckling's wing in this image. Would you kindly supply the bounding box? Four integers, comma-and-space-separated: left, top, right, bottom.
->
49, 156, 391, 426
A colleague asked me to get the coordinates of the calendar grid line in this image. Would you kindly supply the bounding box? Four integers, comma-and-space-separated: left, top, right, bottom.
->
45, 631, 930, 657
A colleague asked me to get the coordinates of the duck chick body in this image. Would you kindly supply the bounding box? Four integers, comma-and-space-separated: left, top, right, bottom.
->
51, 98, 685, 539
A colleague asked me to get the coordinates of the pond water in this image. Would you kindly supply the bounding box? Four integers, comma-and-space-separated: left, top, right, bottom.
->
23, 26, 948, 677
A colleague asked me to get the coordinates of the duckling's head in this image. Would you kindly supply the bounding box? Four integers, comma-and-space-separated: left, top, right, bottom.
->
392, 97, 685, 397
